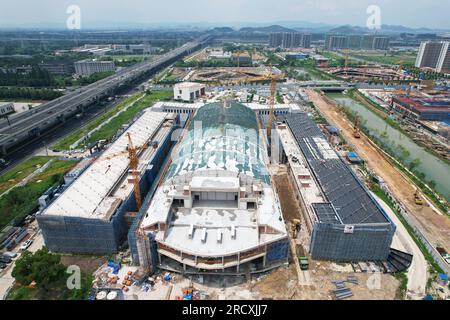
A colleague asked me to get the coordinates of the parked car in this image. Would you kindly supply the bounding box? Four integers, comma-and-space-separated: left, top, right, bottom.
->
0, 255, 11, 264
2, 251, 17, 259
0, 262, 7, 269
20, 239, 33, 251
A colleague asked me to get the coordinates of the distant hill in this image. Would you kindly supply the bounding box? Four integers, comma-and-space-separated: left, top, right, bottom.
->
238, 25, 296, 33
211, 27, 234, 33
327, 24, 442, 35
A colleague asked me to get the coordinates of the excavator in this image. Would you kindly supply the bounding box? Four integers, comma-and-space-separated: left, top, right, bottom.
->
414, 189, 424, 206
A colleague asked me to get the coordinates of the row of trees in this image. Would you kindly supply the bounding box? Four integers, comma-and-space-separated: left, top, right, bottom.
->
0, 87, 63, 101
0, 67, 56, 87
10, 248, 92, 300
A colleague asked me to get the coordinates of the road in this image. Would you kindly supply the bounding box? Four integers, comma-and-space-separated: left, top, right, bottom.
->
0, 91, 134, 176
0, 225, 44, 300
307, 89, 450, 253
0, 36, 208, 154
371, 193, 427, 299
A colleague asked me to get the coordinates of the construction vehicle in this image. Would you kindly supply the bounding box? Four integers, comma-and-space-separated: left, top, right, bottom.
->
414, 189, 424, 205
299, 256, 309, 270
291, 219, 301, 238
353, 115, 361, 139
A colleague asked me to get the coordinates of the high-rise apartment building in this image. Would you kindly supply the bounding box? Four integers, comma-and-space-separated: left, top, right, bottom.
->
415, 41, 450, 73
269, 32, 311, 48
325, 34, 390, 50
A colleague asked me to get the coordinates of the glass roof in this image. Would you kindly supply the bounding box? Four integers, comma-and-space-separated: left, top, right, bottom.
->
165, 101, 270, 184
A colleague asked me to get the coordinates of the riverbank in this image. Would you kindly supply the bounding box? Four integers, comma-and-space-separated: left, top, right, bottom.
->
307, 89, 450, 254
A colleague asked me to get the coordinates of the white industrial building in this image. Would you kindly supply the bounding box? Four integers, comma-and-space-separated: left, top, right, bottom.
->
0, 102, 14, 116
74, 59, 116, 77
173, 82, 206, 102
37, 110, 177, 254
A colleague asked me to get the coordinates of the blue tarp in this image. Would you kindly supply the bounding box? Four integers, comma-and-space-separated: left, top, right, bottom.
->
438, 273, 449, 281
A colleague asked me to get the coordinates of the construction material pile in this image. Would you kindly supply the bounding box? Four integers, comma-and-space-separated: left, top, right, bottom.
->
332, 275, 359, 300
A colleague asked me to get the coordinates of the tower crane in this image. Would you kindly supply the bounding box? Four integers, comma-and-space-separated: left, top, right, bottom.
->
127, 132, 143, 211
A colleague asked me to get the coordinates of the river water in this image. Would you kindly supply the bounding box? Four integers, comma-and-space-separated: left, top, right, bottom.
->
326, 92, 450, 201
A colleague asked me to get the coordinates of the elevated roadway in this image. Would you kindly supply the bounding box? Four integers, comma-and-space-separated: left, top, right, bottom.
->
0, 35, 209, 155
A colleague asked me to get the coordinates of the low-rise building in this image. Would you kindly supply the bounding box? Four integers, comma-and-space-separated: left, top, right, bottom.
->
173, 82, 206, 102
74, 59, 116, 77
0, 102, 14, 116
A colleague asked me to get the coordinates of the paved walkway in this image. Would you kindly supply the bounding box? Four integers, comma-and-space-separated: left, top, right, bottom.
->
371, 193, 427, 299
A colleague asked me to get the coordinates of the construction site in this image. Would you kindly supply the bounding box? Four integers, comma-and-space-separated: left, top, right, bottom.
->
31, 71, 427, 300
25, 41, 449, 300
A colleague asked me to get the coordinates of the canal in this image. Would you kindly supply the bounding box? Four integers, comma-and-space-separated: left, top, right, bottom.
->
327, 92, 450, 201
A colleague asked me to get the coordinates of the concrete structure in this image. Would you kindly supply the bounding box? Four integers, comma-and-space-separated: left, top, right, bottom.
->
277, 113, 395, 261
151, 101, 300, 116
207, 50, 232, 60
269, 32, 311, 48
0, 103, 14, 117
232, 52, 252, 65
133, 102, 289, 274
0, 36, 207, 156
74, 59, 116, 77
173, 82, 206, 102
415, 41, 450, 73
37, 110, 177, 254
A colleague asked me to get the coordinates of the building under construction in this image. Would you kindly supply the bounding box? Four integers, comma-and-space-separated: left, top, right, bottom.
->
37, 110, 177, 254
132, 101, 289, 274
276, 113, 395, 261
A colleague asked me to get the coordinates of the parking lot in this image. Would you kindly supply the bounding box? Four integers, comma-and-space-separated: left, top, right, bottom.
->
0, 223, 43, 300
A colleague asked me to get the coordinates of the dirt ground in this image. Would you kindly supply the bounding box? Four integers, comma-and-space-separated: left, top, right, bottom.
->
251, 262, 400, 300
273, 167, 302, 223
61, 255, 106, 274
307, 89, 450, 251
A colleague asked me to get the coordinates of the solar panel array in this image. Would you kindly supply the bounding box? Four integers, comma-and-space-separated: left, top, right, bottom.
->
312, 203, 339, 224
284, 113, 388, 225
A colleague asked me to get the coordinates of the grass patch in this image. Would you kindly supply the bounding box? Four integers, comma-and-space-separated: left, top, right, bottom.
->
0, 159, 77, 229
349, 52, 417, 66
52, 93, 145, 151
0, 156, 54, 194
84, 90, 172, 146
393, 272, 408, 300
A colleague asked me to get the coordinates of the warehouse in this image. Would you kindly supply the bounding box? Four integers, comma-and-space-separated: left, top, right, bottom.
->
132, 101, 289, 274
277, 113, 395, 261
37, 110, 177, 254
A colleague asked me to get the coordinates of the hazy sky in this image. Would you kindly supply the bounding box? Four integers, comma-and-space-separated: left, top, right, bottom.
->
1, 0, 449, 29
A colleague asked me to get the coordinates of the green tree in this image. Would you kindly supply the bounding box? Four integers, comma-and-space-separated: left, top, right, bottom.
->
409, 158, 422, 171
12, 248, 65, 290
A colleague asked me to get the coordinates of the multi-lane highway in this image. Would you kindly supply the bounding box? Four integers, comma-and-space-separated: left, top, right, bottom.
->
0, 35, 208, 156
